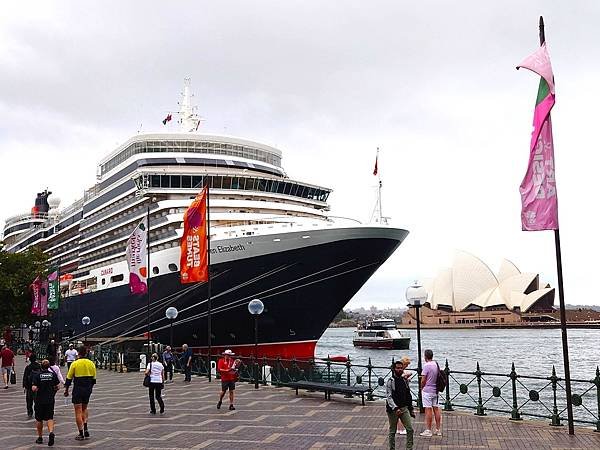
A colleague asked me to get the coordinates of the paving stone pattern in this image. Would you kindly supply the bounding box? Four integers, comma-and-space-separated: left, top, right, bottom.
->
1, 360, 599, 449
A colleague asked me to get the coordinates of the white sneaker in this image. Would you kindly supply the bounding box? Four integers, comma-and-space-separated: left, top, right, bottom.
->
434, 429, 442, 436
420, 429, 433, 437
396, 429, 407, 435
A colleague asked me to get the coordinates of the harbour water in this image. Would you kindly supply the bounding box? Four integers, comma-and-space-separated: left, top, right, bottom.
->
316, 327, 600, 379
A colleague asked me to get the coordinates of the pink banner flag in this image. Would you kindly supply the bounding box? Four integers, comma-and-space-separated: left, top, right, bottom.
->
517, 43, 559, 231
30, 276, 41, 315
40, 279, 49, 316
126, 218, 148, 294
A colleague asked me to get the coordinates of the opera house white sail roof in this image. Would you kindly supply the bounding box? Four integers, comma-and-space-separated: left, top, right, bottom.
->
422, 251, 554, 313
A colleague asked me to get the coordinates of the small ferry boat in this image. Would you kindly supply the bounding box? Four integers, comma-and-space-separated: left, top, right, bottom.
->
352, 318, 410, 350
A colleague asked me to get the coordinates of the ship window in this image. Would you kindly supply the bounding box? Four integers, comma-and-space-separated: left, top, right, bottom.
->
182, 176, 191, 188
111, 274, 124, 283
192, 176, 203, 188
160, 175, 170, 188
222, 176, 232, 189
152, 266, 159, 275
101, 278, 106, 285
245, 178, 255, 190
276, 182, 285, 194
283, 182, 292, 195
168, 263, 178, 272
171, 176, 181, 188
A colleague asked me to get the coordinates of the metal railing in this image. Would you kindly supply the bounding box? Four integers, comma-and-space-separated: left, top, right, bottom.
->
88, 347, 600, 432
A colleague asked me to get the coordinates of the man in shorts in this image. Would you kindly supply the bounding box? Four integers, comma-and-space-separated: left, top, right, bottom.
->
64, 346, 96, 441
32, 359, 60, 446
64, 343, 78, 371
216, 349, 238, 410
0, 344, 15, 389
419, 349, 442, 437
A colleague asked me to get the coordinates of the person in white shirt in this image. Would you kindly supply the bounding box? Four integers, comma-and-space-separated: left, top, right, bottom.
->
144, 353, 165, 415
65, 344, 78, 371
48, 356, 65, 385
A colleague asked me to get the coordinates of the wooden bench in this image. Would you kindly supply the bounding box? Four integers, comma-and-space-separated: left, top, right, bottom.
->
288, 381, 372, 406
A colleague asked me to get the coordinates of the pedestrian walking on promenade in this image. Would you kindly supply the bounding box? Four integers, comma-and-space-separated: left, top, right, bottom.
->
23, 354, 42, 418
145, 353, 165, 414
386, 360, 415, 450
32, 359, 60, 446
1, 344, 15, 389
162, 346, 174, 383
48, 355, 65, 385
65, 344, 77, 371
419, 349, 442, 437
64, 346, 96, 441
181, 344, 193, 382
46, 339, 58, 361
216, 349, 239, 411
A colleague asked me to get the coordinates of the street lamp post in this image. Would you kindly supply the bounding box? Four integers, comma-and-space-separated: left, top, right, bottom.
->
165, 307, 179, 348
82, 316, 91, 346
248, 299, 264, 389
34, 321, 41, 356
41, 320, 51, 356
406, 283, 428, 413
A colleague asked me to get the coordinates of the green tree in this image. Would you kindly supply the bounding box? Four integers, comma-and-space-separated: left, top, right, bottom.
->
0, 243, 48, 329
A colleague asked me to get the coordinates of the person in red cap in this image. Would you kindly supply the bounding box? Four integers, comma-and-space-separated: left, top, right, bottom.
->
216, 349, 239, 410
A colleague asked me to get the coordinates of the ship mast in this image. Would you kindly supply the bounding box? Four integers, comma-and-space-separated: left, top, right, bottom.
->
178, 77, 201, 132
370, 147, 388, 224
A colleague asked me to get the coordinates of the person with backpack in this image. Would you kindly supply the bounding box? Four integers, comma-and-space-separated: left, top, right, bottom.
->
386, 360, 415, 450
31, 359, 60, 446
23, 353, 42, 419
419, 349, 443, 437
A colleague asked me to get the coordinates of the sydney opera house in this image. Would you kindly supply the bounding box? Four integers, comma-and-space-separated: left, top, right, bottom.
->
401, 251, 556, 327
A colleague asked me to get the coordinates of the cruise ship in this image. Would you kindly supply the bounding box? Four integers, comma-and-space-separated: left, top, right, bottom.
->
1, 80, 408, 359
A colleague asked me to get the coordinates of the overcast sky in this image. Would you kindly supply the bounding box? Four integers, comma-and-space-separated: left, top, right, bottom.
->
1, 1, 599, 308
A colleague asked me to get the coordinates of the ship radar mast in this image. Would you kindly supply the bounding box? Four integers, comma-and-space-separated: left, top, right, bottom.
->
178, 77, 202, 132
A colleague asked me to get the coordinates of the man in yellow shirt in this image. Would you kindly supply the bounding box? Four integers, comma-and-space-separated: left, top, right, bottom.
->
64, 346, 96, 441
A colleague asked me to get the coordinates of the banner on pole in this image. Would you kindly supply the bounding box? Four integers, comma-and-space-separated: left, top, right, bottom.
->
126, 218, 148, 294
47, 268, 60, 310
517, 43, 559, 231
30, 276, 41, 315
180, 186, 208, 284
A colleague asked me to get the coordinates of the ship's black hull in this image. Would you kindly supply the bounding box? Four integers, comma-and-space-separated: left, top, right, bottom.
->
49, 231, 406, 358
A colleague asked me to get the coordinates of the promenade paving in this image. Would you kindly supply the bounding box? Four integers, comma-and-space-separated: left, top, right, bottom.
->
1, 359, 599, 449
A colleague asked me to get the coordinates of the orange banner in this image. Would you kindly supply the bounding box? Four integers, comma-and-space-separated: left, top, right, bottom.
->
180, 187, 209, 284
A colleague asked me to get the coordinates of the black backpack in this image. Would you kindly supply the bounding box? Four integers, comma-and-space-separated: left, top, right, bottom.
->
435, 361, 447, 393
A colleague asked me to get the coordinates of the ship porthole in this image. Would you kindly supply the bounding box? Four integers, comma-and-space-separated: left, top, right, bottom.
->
153, 266, 159, 275
168, 263, 178, 272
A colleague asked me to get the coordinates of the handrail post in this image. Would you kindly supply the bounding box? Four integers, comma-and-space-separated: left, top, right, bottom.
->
595, 366, 600, 432
550, 365, 561, 426
475, 362, 486, 416
276, 356, 282, 387
346, 355, 351, 386
262, 356, 268, 386
326, 355, 331, 383
510, 362, 522, 421
292, 357, 298, 382
367, 357, 374, 401
443, 359, 454, 411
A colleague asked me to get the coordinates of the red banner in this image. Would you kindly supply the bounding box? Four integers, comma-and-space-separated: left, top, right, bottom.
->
180, 187, 208, 284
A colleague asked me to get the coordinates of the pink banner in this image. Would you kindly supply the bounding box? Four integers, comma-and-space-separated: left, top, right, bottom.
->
517, 44, 559, 231
30, 276, 41, 315
40, 279, 49, 316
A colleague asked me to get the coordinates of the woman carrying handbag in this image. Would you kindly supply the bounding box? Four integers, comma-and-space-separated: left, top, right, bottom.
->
144, 353, 165, 415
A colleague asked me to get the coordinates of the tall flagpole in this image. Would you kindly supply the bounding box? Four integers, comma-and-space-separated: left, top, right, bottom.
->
539, 16, 574, 435
376, 147, 383, 223
206, 186, 212, 382
146, 202, 151, 362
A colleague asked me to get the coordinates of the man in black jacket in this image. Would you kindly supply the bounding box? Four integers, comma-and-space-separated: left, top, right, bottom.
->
23, 354, 42, 419
386, 360, 415, 450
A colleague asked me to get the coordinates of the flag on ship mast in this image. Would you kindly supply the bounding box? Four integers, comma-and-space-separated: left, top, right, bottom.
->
162, 114, 172, 125
126, 218, 148, 294
373, 148, 379, 176
516, 43, 559, 231
30, 276, 42, 315
47, 267, 60, 310
180, 186, 209, 284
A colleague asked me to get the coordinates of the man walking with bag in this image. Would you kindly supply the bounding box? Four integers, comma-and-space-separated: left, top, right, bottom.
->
1, 344, 15, 389
419, 349, 443, 437
386, 360, 415, 450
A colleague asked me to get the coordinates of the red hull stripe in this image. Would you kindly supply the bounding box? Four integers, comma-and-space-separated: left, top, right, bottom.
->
192, 341, 317, 359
